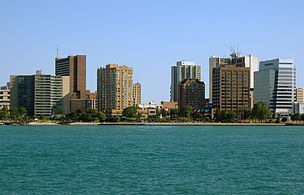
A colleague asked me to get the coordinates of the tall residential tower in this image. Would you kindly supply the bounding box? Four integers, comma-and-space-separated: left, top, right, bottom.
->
97, 64, 133, 113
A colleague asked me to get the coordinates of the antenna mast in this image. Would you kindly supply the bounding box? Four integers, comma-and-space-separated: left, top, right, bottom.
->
56, 45, 59, 58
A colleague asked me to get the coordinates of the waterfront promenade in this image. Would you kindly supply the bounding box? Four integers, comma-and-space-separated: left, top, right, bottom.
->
0, 121, 297, 126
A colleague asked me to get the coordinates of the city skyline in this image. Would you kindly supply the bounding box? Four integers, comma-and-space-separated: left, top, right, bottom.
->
1, 0, 304, 103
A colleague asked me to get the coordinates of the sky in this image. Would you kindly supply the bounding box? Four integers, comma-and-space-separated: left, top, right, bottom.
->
1, 0, 304, 103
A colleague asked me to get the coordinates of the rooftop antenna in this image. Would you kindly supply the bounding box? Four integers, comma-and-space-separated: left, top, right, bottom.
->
56, 45, 59, 58
230, 46, 235, 54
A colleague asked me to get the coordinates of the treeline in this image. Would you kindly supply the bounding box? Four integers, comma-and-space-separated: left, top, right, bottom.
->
215, 101, 273, 122
1, 101, 303, 123
0, 106, 27, 121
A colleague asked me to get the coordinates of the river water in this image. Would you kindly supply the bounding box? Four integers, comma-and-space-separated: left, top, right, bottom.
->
0, 125, 303, 194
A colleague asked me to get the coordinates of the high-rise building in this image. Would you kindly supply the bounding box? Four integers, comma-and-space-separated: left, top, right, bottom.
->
55, 55, 86, 99
178, 79, 205, 111
212, 64, 250, 112
296, 88, 303, 103
97, 64, 133, 113
0, 82, 10, 110
171, 60, 201, 102
133, 82, 141, 106
209, 52, 257, 105
10, 71, 70, 116
254, 59, 296, 116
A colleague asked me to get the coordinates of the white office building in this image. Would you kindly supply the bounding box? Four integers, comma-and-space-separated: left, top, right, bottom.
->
170, 60, 201, 102
254, 59, 296, 117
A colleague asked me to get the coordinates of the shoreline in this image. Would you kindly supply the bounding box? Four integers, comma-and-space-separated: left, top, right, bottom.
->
1, 121, 303, 126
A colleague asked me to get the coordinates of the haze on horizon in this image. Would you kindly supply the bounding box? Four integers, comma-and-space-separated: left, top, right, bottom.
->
1, 0, 303, 103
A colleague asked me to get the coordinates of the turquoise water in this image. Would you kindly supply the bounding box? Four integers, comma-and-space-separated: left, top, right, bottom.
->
0, 126, 304, 194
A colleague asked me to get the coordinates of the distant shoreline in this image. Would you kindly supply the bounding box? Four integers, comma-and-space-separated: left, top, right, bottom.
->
1, 122, 303, 126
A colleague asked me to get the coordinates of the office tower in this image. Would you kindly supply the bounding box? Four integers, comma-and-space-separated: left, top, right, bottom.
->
171, 60, 201, 102
10, 71, 70, 116
296, 88, 303, 103
209, 52, 257, 104
178, 79, 205, 110
212, 63, 250, 112
97, 64, 133, 112
254, 59, 296, 116
55, 55, 86, 99
133, 82, 141, 106
0, 82, 10, 109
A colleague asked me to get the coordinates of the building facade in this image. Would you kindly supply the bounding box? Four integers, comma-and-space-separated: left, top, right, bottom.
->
86, 92, 97, 110
132, 82, 141, 106
212, 64, 250, 112
97, 64, 133, 112
254, 59, 296, 116
10, 71, 70, 116
209, 52, 257, 105
178, 79, 205, 111
171, 60, 201, 102
55, 55, 86, 99
0, 83, 10, 109
161, 100, 178, 111
296, 88, 303, 103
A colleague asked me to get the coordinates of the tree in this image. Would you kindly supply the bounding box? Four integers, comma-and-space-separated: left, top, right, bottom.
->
9, 106, 19, 121
0, 106, 9, 120
281, 117, 288, 123
170, 109, 179, 119
252, 101, 272, 122
226, 111, 237, 122
161, 109, 168, 118
18, 107, 27, 119
301, 114, 304, 121
243, 108, 252, 120
291, 113, 301, 121
122, 106, 138, 118
179, 105, 193, 118
82, 109, 100, 122
98, 112, 106, 122
192, 112, 204, 121
113, 115, 120, 122
214, 109, 221, 122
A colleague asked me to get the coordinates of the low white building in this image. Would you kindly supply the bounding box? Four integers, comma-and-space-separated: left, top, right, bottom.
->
138, 101, 162, 116
138, 101, 162, 109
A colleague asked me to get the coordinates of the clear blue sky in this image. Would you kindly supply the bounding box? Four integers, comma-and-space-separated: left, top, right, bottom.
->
1, 0, 303, 103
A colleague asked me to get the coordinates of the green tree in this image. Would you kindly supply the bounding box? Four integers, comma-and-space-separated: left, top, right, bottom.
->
0, 106, 9, 120
214, 109, 221, 122
226, 111, 237, 122
122, 106, 138, 118
252, 101, 272, 122
161, 109, 168, 118
9, 106, 19, 121
281, 117, 288, 123
179, 105, 193, 118
243, 108, 252, 120
113, 115, 120, 122
291, 113, 301, 121
18, 107, 27, 119
170, 109, 179, 119
98, 111, 106, 122
301, 114, 304, 121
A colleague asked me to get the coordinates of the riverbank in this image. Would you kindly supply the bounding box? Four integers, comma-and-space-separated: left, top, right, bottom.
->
1, 121, 301, 126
